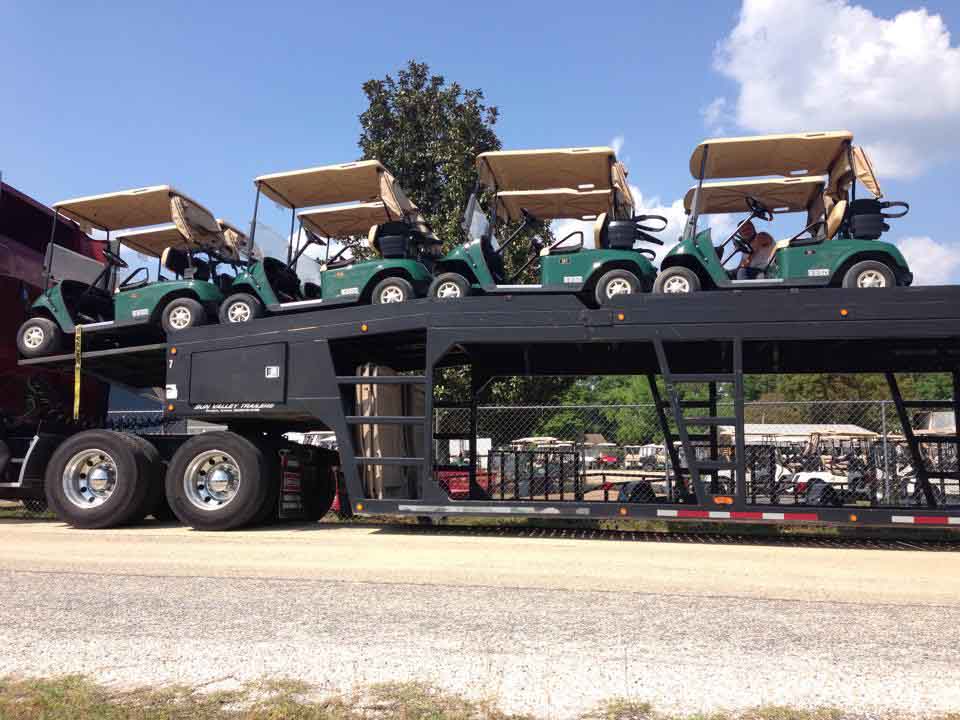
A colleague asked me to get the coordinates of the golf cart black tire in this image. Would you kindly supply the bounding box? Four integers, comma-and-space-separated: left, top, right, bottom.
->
371, 276, 414, 305
841, 260, 895, 289
44, 430, 152, 529
17, 317, 62, 358
429, 273, 471, 300
219, 292, 264, 325
161, 297, 207, 334
165, 431, 271, 531
594, 269, 640, 306
654, 266, 701, 294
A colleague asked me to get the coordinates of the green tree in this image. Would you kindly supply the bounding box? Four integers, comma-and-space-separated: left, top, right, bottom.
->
359, 60, 500, 250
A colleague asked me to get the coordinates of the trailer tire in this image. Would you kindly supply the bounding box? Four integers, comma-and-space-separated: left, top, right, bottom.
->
45, 430, 152, 529
303, 468, 337, 521
17, 317, 62, 358
372, 277, 413, 304
123, 434, 164, 522
842, 260, 895, 289
161, 297, 207, 334
165, 431, 271, 530
654, 266, 700, 294
219, 293, 264, 325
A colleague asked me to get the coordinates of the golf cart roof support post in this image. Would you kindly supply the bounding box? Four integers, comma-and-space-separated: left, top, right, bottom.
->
45, 207, 60, 289
684, 144, 709, 241
287, 205, 296, 265
249, 184, 261, 248
847, 143, 856, 203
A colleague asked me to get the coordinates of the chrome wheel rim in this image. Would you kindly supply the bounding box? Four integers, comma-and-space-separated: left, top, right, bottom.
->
436, 281, 462, 299
227, 301, 251, 323
168, 305, 193, 330
23, 325, 45, 349
662, 276, 691, 293
183, 450, 242, 511
605, 278, 633, 298
857, 270, 887, 288
380, 285, 405, 303
62, 449, 117, 508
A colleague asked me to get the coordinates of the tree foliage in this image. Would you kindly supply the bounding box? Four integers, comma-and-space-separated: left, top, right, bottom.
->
359, 60, 500, 250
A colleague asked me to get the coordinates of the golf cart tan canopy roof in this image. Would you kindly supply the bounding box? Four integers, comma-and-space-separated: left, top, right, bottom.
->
496, 188, 615, 223
54, 185, 215, 232
298, 201, 396, 239
254, 160, 418, 218
477, 147, 635, 218
688, 131, 854, 180
56, 185, 229, 258
683, 177, 826, 215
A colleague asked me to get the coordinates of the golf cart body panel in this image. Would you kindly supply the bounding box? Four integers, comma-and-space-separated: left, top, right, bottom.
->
112, 278, 222, 324
318, 258, 433, 302
30, 285, 77, 332
665, 131, 911, 292
540, 248, 657, 291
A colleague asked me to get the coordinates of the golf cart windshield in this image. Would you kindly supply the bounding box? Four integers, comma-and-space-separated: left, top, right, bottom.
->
463, 194, 493, 244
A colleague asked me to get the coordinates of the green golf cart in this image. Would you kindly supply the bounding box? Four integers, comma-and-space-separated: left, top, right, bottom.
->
429, 147, 664, 305
219, 160, 440, 323
654, 131, 913, 293
17, 186, 240, 358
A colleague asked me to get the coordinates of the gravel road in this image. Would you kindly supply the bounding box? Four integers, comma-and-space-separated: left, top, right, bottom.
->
0, 521, 958, 717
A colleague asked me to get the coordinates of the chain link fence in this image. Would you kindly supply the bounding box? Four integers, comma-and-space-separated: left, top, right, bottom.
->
434, 400, 959, 508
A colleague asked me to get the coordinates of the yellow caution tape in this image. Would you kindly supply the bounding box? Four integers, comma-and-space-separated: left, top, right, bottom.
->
73, 326, 82, 421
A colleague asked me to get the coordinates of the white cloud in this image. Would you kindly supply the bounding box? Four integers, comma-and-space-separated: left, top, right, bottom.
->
610, 135, 625, 156
714, 0, 960, 178
701, 97, 733, 136
897, 236, 960, 285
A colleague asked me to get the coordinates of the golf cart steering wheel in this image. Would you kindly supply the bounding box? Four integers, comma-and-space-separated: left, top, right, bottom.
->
101, 246, 129, 269
746, 196, 774, 222
520, 208, 539, 226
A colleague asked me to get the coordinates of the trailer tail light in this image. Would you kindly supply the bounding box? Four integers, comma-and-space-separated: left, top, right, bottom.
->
169, 346, 177, 355
713, 496, 733, 505
840, 308, 849, 317
360, 323, 369, 332
618, 507, 628, 516
616, 312, 625, 321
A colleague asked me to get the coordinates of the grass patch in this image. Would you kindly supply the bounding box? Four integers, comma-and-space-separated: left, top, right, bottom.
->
0, 676, 957, 720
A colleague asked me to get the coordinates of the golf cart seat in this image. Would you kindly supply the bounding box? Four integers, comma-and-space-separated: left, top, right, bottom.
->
161, 247, 210, 281
371, 221, 411, 259
481, 234, 507, 283
60, 279, 114, 323
302, 282, 321, 299
262, 256, 302, 302
847, 198, 909, 240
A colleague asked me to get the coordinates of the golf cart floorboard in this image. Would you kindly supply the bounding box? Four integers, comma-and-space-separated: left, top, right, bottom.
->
19, 286, 960, 529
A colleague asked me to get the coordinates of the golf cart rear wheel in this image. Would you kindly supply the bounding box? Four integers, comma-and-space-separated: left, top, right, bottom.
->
372, 277, 413, 304
17, 317, 62, 358
429, 273, 470, 300
595, 269, 640, 306
842, 260, 895, 289
654, 266, 701, 294
219, 293, 264, 324
161, 297, 207, 334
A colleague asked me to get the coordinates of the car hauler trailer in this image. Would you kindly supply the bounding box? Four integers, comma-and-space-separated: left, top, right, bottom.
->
13, 286, 960, 530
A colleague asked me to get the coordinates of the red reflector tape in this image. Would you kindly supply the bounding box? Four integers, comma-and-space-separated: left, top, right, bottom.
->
658, 510, 818, 522
892, 515, 959, 525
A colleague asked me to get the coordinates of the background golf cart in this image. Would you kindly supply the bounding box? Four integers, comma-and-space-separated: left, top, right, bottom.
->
17, 186, 240, 357
221, 160, 439, 323
656, 131, 912, 293
430, 147, 665, 305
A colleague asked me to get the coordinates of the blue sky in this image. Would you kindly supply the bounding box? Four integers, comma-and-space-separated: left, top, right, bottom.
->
2, 0, 958, 282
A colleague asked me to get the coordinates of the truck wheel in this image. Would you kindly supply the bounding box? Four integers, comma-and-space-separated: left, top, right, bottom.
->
17, 317, 62, 358
595, 269, 640, 305
842, 261, 895, 289
165, 431, 271, 530
429, 273, 471, 300
219, 293, 264, 324
161, 298, 207, 334
123, 434, 164, 522
372, 277, 413, 304
654, 267, 701, 294
44, 430, 152, 529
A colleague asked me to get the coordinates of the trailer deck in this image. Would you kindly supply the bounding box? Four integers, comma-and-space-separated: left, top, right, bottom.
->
20, 286, 960, 529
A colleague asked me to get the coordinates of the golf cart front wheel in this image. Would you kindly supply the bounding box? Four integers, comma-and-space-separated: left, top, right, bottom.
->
654, 266, 701, 294
17, 317, 62, 358
595, 269, 640, 306
161, 298, 207, 334
372, 277, 413, 304
219, 293, 264, 324
842, 261, 895, 289
429, 273, 471, 300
